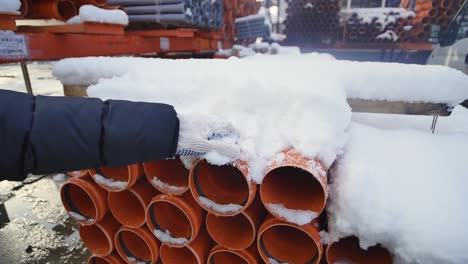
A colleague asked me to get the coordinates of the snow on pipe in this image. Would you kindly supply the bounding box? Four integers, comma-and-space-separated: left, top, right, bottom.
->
107, 0, 192, 6
143, 157, 190, 196
260, 149, 327, 226
88, 252, 125, 264
145, 192, 203, 247
207, 245, 260, 264
79, 213, 121, 257
67, 170, 90, 178
115, 226, 160, 264
26, 0, 77, 21
89, 163, 143, 192
257, 215, 323, 264
326, 236, 393, 264
159, 227, 212, 264
189, 160, 257, 217
60, 175, 108, 225
108, 177, 159, 228
123, 4, 186, 15
206, 195, 266, 250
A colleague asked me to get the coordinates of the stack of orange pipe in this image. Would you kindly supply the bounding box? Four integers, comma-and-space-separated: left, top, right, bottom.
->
17, 0, 106, 21
61, 150, 392, 263
221, 0, 260, 42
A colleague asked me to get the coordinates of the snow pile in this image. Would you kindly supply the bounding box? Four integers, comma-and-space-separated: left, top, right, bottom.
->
198, 196, 243, 213
93, 174, 128, 189
326, 123, 468, 264
376, 30, 399, 41
151, 177, 186, 193
67, 5, 129, 25
268, 203, 317, 226
153, 229, 189, 245
0, 0, 20, 13
343, 8, 415, 28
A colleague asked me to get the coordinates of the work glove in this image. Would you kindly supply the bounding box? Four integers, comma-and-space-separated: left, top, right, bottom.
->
175, 114, 241, 159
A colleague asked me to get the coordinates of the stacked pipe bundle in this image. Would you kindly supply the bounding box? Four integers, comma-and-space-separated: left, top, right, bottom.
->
223, 0, 261, 41
107, 0, 224, 29
235, 14, 271, 41
342, 8, 416, 43
283, 0, 341, 45
401, 0, 463, 42
60, 148, 394, 263
17, 0, 106, 21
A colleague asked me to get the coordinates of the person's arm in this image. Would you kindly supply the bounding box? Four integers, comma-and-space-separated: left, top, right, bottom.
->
0, 89, 179, 182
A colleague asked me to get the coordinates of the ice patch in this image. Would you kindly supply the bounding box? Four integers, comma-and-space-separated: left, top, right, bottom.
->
93, 174, 127, 189
198, 196, 243, 213
154, 229, 188, 245
69, 211, 94, 223
151, 177, 186, 193
267, 203, 317, 225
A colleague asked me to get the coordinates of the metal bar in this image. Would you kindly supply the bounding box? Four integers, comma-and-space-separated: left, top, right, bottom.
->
20, 62, 33, 95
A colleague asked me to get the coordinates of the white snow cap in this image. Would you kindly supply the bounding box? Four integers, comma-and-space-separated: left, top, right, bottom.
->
327, 123, 468, 264
267, 203, 317, 226
153, 229, 188, 245
0, 0, 21, 13
198, 196, 243, 213
93, 174, 128, 189
67, 5, 129, 25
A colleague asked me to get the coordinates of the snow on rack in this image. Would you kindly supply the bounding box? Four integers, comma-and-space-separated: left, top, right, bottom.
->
198, 197, 243, 213
0, 0, 20, 13
67, 5, 129, 25
153, 229, 189, 245
342, 8, 415, 28
93, 174, 128, 189
267, 203, 318, 226
326, 123, 468, 264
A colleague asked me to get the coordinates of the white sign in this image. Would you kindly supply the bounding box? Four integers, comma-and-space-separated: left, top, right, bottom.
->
0, 32, 29, 60
160, 37, 170, 51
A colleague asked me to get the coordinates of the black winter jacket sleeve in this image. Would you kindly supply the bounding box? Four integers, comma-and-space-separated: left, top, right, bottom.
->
0, 90, 179, 182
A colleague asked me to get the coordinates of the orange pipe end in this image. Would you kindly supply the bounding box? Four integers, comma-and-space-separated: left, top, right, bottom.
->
108, 177, 159, 228
159, 227, 212, 264
115, 226, 160, 264
58, 0, 77, 20
326, 236, 393, 264
18, 0, 29, 18
257, 216, 323, 264
146, 192, 203, 247
207, 245, 259, 264
206, 195, 266, 250
189, 160, 257, 217
67, 170, 90, 178
143, 157, 190, 195
75, 0, 107, 7
260, 149, 327, 225
88, 252, 125, 264
60, 176, 108, 225
89, 163, 143, 192
28, 0, 77, 21
80, 213, 120, 256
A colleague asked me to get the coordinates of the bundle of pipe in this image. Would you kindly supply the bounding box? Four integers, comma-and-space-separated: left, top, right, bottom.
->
343, 10, 414, 43
107, 0, 224, 29
60, 150, 393, 263
401, 0, 463, 42
235, 14, 271, 41
21, 0, 78, 21
283, 0, 341, 45
219, 0, 260, 41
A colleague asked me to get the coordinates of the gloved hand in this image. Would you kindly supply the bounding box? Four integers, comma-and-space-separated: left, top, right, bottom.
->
175, 114, 241, 159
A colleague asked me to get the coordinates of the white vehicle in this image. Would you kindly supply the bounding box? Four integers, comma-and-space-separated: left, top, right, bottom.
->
427, 0, 468, 74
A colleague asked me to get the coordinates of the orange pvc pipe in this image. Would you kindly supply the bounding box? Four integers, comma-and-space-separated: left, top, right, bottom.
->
326, 236, 393, 264
67, 170, 90, 178
206, 195, 266, 250
159, 227, 212, 264
60, 175, 108, 225
260, 149, 327, 225
115, 226, 160, 264
80, 213, 120, 256
88, 252, 125, 264
143, 157, 190, 195
189, 160, 257, 216
89, 164, 143, 192
257, 215, 323, 264
108, 177, 159, 228
207, 245, 259, 264
146, 192, 203, 247
18, 0, 29, 18
75, 0, 107, 7
27, 0, 77, 21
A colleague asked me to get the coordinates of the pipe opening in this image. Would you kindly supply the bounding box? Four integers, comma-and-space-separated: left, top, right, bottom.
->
149, 201, 191, 239
118, 231, 152, 263
80, 225, 112, 256
144, 158, 189, 194
327, 236, 392, 264
62, 184, 96, 221
58, 0, 77, 20
209, 250, 249, 264
206, 213, 254, 250
160, 244, 198, 264
260, 225, 318, 263
108, 190, 145, 227
261, 166, 325, 215
193, 161, 249, 206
